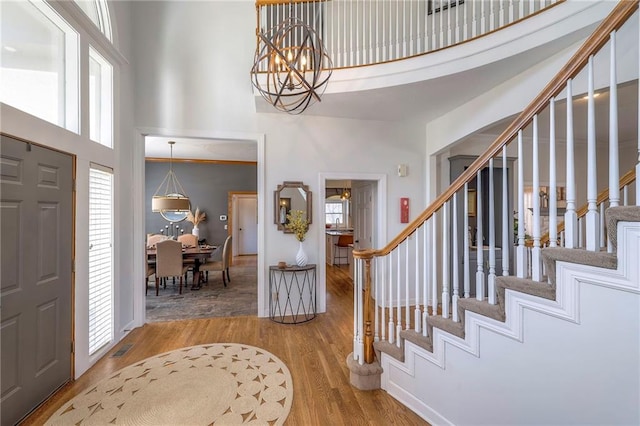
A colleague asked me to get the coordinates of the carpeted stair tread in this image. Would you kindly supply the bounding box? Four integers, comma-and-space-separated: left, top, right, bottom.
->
427, 315, 465, 339
541, 248, 617, 286
457, 297, 506, 324
400, 329, 433, 353
373, 340, 404, 362
496, 276, 556, 308
606, 206, 640, 251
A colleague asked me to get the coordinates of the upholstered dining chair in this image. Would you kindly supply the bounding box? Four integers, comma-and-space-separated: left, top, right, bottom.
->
154, 240, 189, 295
177, 234, 198, 248
145, 263, 156, 296
199, 235, 232, 287
147, 233, 168, 248
177, 234, 199, 282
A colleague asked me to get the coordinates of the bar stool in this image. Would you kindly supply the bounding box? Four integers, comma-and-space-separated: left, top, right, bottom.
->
333, 234, 353, 265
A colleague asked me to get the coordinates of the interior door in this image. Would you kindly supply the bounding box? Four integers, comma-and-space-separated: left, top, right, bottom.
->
1, 135, 73, 425
352, 181, 375, 251
237, 195, 258, 255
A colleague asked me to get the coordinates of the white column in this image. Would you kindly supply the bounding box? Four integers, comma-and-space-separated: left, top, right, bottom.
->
586, 55, 601, 251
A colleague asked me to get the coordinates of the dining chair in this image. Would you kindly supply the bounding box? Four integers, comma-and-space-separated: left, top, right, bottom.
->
145, 263, 156, 296
333, 234, 353, 265
200, 235, 232, 287
147, 234, 168, 248
155, 240, 189, 295
177, 234, 199, 282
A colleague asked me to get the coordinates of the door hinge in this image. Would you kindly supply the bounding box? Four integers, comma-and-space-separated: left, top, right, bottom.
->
71, 259, 75, 273
71, 341, 74, 354
72, 179, 76, 192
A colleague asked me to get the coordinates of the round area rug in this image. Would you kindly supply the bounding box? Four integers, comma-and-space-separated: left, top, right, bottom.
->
46, 343, 293, 425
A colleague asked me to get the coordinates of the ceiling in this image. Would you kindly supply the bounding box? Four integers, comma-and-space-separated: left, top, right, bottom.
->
145, 136, 258, 162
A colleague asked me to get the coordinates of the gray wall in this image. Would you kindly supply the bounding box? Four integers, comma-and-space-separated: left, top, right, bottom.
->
146, 161, 257, 245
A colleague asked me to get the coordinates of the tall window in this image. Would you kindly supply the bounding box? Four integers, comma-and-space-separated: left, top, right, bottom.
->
89, 164, 113, 355
89, 47, 113, 147
0, 0, 79, 131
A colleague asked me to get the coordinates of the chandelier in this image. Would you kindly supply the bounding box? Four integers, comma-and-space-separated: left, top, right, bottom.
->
250, 6, 332, 115
151, 141, 190, 220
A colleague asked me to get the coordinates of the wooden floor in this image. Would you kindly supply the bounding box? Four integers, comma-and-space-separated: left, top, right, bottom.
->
22, 259, 428, 425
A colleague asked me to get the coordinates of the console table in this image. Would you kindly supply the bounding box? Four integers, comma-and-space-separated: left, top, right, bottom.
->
269, 264, 316, 324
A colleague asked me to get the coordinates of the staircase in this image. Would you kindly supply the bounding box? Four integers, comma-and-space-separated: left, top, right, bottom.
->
349, 2, 640, 424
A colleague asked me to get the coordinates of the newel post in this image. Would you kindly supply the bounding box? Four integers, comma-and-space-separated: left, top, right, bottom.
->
347, 250, 382, 390
363, 256, 374, 364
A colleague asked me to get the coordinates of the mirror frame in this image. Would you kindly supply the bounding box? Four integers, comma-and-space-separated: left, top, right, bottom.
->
274, 181, 312, 232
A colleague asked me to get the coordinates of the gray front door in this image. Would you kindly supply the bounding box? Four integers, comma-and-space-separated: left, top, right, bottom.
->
1, 135, 73, 425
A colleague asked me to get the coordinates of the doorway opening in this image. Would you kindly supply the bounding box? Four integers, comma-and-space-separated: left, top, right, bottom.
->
317, 173, 387, 314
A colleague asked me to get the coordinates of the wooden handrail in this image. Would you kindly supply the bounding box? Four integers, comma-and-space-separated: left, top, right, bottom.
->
541, 169, 636, 245
353, 0, 638, 261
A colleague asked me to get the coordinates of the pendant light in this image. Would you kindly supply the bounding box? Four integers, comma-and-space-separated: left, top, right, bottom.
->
151, 141, 190, 218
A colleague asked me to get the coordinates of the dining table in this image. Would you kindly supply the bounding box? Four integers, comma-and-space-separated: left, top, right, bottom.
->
147, 245, 218, 290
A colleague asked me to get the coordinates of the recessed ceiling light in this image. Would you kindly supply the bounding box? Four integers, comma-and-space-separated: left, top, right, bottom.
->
3, 46, 17, 53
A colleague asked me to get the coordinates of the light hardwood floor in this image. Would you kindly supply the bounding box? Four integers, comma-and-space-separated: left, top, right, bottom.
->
22, 258, 428, 425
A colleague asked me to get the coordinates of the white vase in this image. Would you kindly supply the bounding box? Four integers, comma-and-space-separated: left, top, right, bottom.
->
192, 226, 200, 239
295, 241, 308, 267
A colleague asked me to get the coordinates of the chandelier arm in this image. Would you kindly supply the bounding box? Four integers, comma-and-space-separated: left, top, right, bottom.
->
259, 32, 295, 106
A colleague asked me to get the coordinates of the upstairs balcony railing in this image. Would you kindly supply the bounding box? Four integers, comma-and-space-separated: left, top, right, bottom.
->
256, 0, 561, 69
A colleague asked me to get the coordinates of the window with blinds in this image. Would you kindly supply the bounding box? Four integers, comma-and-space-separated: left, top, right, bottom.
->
88, 165, 113, 355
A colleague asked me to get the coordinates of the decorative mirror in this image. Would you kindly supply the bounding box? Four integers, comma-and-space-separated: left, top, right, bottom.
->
274, 181, 312, 232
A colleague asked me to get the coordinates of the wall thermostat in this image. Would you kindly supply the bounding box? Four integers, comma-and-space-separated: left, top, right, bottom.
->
398, 164, 408, 177
219, 215, 227, 221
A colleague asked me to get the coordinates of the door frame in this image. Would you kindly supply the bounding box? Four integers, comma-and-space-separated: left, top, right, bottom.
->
228, 191, 258, 263
317, 172, 387, 313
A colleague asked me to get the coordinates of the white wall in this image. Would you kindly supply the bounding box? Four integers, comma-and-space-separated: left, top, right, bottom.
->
130, 1, 427, 317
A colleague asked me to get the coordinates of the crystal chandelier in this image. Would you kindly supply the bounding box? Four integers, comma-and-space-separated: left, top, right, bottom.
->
250, 4, 332, 115
151, 141, 190, 219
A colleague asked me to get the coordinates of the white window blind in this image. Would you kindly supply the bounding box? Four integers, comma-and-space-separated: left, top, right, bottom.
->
89, 164, 113, 355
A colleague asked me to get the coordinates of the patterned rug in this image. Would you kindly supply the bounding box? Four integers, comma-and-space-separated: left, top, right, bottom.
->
45, 344, 293, 425
146, 263, 258, 322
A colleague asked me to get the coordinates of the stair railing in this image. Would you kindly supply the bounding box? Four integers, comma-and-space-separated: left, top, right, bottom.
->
352, 0, 639, 365
541, 169, 636, 248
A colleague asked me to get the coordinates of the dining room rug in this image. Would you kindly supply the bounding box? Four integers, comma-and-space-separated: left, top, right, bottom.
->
145, 262, 258, 322
45, 343, 293, 425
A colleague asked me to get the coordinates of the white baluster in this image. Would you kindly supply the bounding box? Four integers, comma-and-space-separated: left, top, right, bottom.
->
488, 159, 496, 304
502, 146, 510, 276
405, 239, 410, 329
609, 30, 620, 215
452, 193, 460, 322
415, 226, 421, 333
638, 3, 640, 205
509, 0, 514, 23
471, 0, 477, 39
517, 130, 527, 278
549, 97, 558, 248
396, 247, 401, 347
578, 217, 584, 248
464, 182, 471, 297
374, 256, 379, 342
463, 0, 468, 41
432, 214, 438, 318
438, 0, 444, 49
379, 257, 385, 342
455, 0, 460, 44
480, 1, 486, 35
388, 254, 394, 345
586, 55, 601, 251
600, 202, 607, 251
447, 0, 452, 46
623, 185, 629, 206
476, 170, 485, 300
423, 221, 429, 336
532, 114, 542, 280
565, 79, 578, 248
442, 202, 450, 319
489, 0, 495, 32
